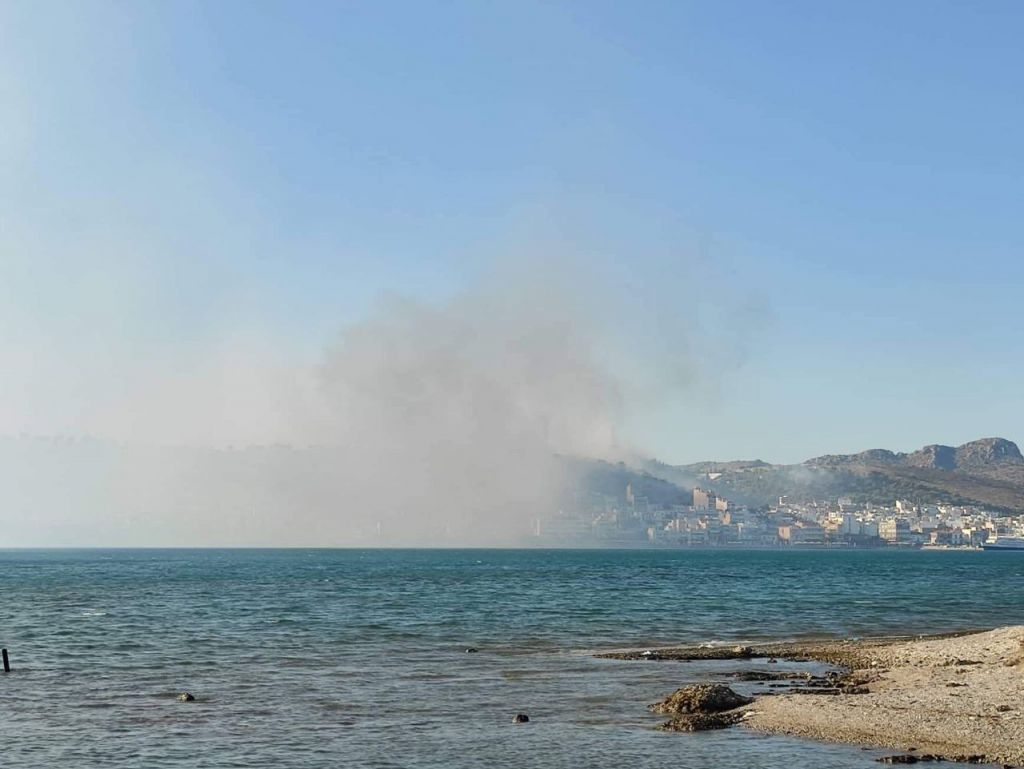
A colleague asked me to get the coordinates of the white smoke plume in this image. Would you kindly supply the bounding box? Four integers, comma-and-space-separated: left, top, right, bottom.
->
3, 252, 723, 546
305, 261, 627, 544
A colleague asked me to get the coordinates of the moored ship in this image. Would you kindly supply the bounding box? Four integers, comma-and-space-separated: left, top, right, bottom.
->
983, 536, 1024, 551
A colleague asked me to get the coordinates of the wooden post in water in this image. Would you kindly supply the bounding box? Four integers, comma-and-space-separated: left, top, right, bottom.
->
2, 648, 9, 673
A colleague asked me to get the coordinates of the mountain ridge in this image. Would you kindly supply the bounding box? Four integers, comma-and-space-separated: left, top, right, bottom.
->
808, 437, 1023, 471
643, 437, 1024, 514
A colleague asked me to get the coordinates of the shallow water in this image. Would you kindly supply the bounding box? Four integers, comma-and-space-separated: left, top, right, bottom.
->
2, 548, 1023, 767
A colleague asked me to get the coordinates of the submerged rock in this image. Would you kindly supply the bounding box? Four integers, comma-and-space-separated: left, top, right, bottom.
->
650, 684, 753, 715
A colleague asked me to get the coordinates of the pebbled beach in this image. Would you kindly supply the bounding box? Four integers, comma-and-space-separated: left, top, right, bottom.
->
606, 627, 1024, 765
744, 626, 1024, 765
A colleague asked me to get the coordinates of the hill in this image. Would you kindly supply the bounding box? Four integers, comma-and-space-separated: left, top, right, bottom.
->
644, 438, 1024, 514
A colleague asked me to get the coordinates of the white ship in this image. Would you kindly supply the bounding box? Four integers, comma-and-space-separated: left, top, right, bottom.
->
982, 535, 1024, 551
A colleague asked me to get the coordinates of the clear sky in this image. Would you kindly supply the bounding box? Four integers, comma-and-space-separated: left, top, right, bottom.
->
2, 0, 1023, 464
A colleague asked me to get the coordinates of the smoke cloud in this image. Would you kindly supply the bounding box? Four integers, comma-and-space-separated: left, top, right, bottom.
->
2, 251, 724, 546
305, 261, 626, 544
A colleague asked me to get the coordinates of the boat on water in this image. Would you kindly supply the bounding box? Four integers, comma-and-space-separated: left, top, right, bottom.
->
982, 536, 1024, 551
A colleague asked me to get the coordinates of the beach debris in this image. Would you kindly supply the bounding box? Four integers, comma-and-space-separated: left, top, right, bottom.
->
650, 684, 753, 715
512, 713, 530, 723
177, 692, 196, 702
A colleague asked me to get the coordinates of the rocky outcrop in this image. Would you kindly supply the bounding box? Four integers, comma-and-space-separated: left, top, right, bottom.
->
650, 684, 752, 715
905, 444, 958, 470
954, 437, 1024, 468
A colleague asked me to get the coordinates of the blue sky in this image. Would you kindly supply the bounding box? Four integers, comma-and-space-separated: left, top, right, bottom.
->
2, 1, 1023, 463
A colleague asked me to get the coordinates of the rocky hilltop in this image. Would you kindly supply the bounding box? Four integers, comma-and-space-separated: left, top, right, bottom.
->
645, 438, 1024, 514
810, 437, 1023, 472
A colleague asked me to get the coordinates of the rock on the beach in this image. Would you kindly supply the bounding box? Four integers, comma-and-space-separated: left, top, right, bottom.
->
512, 713, 530, 723
177, 692, 195, 702
658, 711, 744, 732
650, 684, 753, 715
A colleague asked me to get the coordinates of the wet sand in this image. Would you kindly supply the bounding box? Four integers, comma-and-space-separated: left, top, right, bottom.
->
604, 627, 1024, 765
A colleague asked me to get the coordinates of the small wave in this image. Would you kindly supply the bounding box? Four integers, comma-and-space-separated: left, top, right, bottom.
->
80, 609, 108, 617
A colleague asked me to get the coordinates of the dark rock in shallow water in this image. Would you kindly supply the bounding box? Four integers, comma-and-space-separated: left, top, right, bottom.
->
512, 713, 529, 723
730, 670, 810, 681
650, 684, 753, 715
658, 711, 744, 732
876, 756, 942, 764
177, 692, 195, 702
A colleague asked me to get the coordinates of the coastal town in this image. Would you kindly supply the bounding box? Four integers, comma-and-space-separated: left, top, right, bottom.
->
534, 482, 1024, 549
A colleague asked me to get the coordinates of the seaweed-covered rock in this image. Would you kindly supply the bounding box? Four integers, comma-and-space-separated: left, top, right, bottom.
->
730, 670, 810, 682
650, 684, 753, 715
657, 711, 744, 731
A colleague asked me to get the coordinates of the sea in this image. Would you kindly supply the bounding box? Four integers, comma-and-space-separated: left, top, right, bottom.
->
2, 548, 1023, 768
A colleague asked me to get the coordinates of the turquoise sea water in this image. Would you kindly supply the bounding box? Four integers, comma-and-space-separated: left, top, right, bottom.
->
2, 548, 1023, 768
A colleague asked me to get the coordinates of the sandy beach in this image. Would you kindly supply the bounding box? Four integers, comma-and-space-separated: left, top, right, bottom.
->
605, 626, 1024, 765
745, 626, 1024, 765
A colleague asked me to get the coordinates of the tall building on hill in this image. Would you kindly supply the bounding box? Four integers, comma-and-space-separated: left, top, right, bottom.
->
693, 487, 717, 511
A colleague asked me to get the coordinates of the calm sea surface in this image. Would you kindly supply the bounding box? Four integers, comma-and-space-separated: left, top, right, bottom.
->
2, 548, 1023, 768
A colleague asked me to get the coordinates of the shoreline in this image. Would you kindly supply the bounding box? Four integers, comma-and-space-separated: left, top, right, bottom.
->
604, 627, 1024, 765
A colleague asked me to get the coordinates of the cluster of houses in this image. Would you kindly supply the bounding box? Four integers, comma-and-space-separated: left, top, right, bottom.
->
774, 497, 1022, 548
533, 484, 1024, 548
